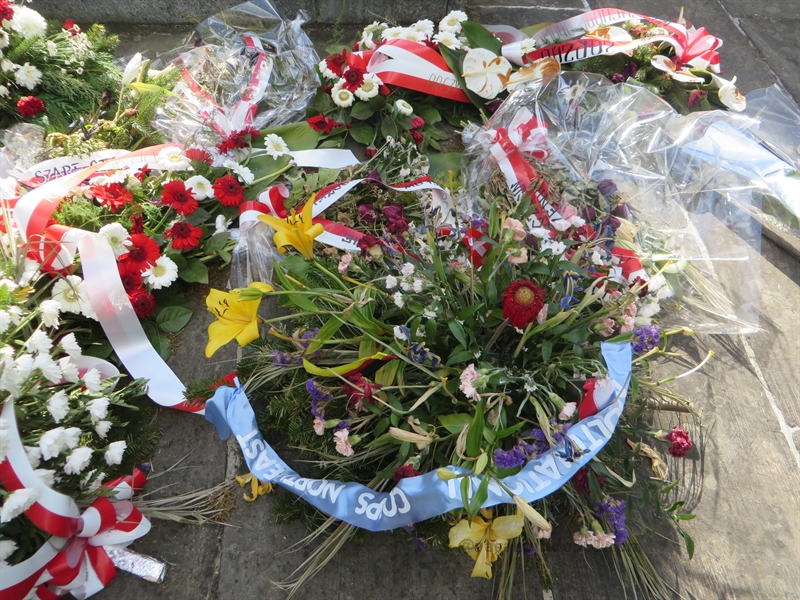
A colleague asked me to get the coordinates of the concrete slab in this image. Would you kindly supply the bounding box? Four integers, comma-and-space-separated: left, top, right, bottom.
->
737, 17, 800, 104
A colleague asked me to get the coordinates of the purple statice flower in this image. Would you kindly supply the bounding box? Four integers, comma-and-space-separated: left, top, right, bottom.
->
529, 429, 551, 457
594, 497, 628, 545
334, 420, 349, 432
632, 324, 662, 354
523, 544, 537, 556
494, 447, 527, 469
414, 537, 429, 550
306, 379, 333, 419
272, 349, 294, 367
300, 328, 320, 348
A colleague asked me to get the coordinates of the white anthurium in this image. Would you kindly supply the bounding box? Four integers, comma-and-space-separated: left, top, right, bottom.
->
711, 74, 746, 112
122, 53, 143, 86
505, 57, 561, 92
462, 48, 513, 99
650, 55, 704, 83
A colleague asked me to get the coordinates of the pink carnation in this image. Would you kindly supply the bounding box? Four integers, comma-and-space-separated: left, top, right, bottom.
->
333, 429, 354, 457
459, 364, 480, 400
313, 416, 325, 436
665, 426, 693, 457
620, 314, 635, 333
338, 253, 353, 274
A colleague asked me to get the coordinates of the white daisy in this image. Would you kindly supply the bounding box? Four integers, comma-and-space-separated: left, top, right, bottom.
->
330, 83, 355, 108
98, 223, 131, 258
14, 63, 42, 89
157, 147, 191, 171
223, 159, 255, 185
381, 26, 406, 41
410, 19, 435, 38
185, 175, 213, 200
439, 10, 468, 33
317, 58, 337, 80
25, 330, 52, 355
354, 73, 382, 101
433, 31, 461, 49
51, 275, 88, 314
395, 99, 413, 116
401, 29, 427, 43
262, 133, 290, 159
142, 255, 179, 290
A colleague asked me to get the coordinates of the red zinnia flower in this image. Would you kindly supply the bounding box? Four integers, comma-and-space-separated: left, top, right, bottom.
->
118, 233, 160, 273
161, 180, 198, 216
17, 96, 45, 118
91, 183, 134, 213
392, 464, 421, 483
0, 1, 15, 22
128, 289, 156, 318
185, 147, 213, 164
165, 221, 203, 250
502, 280, 545, 329
216, 127, 260, 154
212, 175, 245, 207
342, 68, 365, 92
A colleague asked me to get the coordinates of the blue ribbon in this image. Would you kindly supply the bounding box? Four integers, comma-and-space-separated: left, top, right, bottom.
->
205, 342, 632, 531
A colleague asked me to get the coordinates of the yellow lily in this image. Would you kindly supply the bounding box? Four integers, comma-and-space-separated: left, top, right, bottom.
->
205, 282, 273, 358
235, 472, 273, 502
258, 194, 325, 260
448, 509, 524, 579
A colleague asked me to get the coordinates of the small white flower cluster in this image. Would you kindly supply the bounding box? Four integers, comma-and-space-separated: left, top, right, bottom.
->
369, 11, 469, 51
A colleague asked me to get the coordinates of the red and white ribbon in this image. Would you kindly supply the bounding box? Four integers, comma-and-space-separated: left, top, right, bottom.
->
502, 8, 722, 73
483, 108, 569, 230
0, 399, 151, 600
366, 39, 471, 103
611, 247, 649, 284
240, 184, 289, 225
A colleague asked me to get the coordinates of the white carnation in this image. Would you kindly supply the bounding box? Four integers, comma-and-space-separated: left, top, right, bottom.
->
0, 488, 39, 523
8, 6, 47, 40
14, 353, 33, 379
64, 446, 93, 475
24, 445, 42, 469
94, 420, 113, 438
14, 63, 42, 89
34, 469, 56, 487
0, 417, 9, 461
86, 397, 110, 423
82, 368, 102, 393
393, 291, 405, 308
47, 390, 70, 423
59, 333, 82, 359
33, 353, 62, 384
58, 357, 80, 383
25, 329, 52, 355
0, 310, 10, 334
401, 262, 415, 277
39, 427, 65, 460
104, 440, 126, 465
39, 300, 61, 328
61, 427, 82, 450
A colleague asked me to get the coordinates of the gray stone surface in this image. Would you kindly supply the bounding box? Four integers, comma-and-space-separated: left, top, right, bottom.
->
45, 2, 800, 599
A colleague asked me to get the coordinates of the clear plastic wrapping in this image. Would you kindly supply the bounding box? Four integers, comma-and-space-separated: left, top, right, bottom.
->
463, 72, 767, 334
152, 0, 320, 147
229, 221, 276, 288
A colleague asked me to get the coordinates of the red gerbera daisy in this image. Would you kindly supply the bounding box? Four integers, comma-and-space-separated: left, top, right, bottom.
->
128, 289, 156, 318
161, 180, 198, 216
130, 213, 144, 234
342, 68, 365, 92
502, 280, 545, 329
91, 183, 134, 213
324, 49, 348, 78
165, 221, 203, 250
118, 265, 142, 293
212, 175, 245, 207
185, 147, 213, 164
118, 233, 160, 273
134, 164, 151, 182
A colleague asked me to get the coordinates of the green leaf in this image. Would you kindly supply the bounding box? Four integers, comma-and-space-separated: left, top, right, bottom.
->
446, 350, 474, 366
350, 122, 375, 145
179, 258, 208, 284
675, 513, 696, 521
520, 23, 552, 37
588, 469, 604, 501
495, 421, 526, 440
526, 262, 550, 275
280, 255, 311, 278
381, 118, 398, 139
428, 152, 462, 180
350, 101, 374, 121
368, 95, 386, 111
150, 335, 171, 360
679, 528, 695, 559
448, 321, 469, 348
467, 475, 490, 520
304, 317, 343, 355
466, 400, 485, 457
462, 21, 503, 55
261, 122, 319, 150
166, 252, 188, 270
439, 413, 472, 434
460, 477, 471, 512
311, 89, 336, 113
156, 306, 193, 333
541, 340, 553, 362
418, 106, 441, 125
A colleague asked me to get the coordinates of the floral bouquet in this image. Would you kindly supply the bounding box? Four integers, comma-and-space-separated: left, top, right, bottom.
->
196, 128, 710, 596
0, 1, 121, 131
